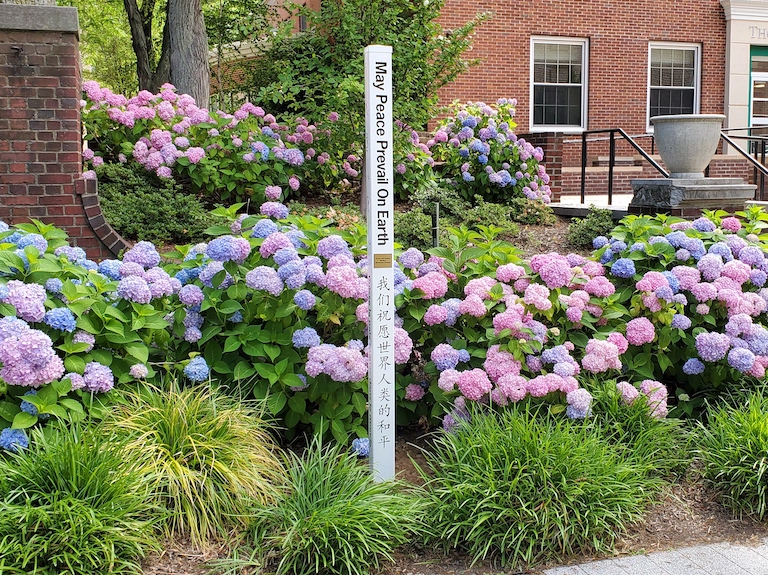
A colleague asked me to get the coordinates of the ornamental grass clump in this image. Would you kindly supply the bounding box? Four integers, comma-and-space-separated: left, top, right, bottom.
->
103, 383, 284, 547
222, 436, 423, 575
417, 406, 663, 567
696, 390, 768, 519
0, 423, 159, 575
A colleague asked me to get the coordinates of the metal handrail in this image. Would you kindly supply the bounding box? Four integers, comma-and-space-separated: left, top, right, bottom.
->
719, 132, 768, 201
580, 129, 668, 204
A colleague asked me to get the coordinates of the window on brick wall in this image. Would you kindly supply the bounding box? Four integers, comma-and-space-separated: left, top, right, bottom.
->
531, 37, 588, 132
648, 43, 701, 129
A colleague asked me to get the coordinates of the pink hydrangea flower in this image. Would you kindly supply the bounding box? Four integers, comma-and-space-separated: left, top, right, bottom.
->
457, 368, 492, 401
424, 304, 447, 325
626, 317, 655, 345
412, 271, 448, 299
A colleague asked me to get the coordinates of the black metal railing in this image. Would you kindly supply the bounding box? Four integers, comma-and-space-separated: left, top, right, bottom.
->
578, 129, 668, 205
719, 128, 768, 201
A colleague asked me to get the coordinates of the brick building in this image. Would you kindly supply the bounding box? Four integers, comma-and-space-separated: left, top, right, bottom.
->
435, 0, 768, 200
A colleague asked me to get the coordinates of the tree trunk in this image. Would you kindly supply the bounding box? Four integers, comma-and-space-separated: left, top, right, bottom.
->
123, 0, 153, 91
123, 0, 170, 92
168, 0, 210, 108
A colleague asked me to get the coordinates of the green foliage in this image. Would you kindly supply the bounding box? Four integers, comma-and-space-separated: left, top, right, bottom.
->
508, 197, 557, 226
567, 206, 615, 248
696, 390, 768, 519
0, 424, 159, 575
417, 406, 663, 567
394, 207, 434, 252
253, 0, 486, 130
96, 162, 214, 245
219, 436, 423, 575
58, 0, 139, 95
104, 383, 284, 546
463, 197, 521, 237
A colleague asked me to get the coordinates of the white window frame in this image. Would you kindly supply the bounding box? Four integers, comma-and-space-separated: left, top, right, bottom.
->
529, 36, 589, 133
647, 42, 701, 132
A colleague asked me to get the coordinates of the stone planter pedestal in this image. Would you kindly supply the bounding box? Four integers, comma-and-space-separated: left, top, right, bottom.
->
629, 114, 755, 217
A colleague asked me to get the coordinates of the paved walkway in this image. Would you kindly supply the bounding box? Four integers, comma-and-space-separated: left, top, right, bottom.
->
544, 539, 768, 575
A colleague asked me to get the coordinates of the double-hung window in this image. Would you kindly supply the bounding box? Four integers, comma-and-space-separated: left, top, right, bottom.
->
648, 43, 701, 128
531, 37, 588, 131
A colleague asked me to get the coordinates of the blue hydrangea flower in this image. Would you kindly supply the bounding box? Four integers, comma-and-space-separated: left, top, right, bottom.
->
728, 347, 756, 373
16, 233, 48, 254
229, 311, 243, 323
692, 217, 716, 233
609, 240, 627, 253
457, 349, 471, 363
0, 284, 8, 301
662, 271, 680, 293
251, 219, 279, 239
630, 242, 646, 253
599, 248, 615, 264
274, 247, 299, 266
592, 236, 609, 249
45, 278, 63, 294
43, 308, 77, 332
351, 437, 370, 457
682, 358, 705, 375
0, 428, 28, 452
294, 290, 316, 311
610, 258, 636, 279
184, 357, 210, 382
292, 327, 321, 348
671, 314, 692, 330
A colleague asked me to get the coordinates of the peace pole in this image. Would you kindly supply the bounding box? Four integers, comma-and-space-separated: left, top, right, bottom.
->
364, 45, 395, 481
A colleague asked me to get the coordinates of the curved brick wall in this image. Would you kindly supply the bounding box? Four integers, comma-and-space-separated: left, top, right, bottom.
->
0, 3, 127, 260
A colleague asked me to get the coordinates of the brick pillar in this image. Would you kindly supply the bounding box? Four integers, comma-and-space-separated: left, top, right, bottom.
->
519, 132, 564, 202
0, 3, 124, 260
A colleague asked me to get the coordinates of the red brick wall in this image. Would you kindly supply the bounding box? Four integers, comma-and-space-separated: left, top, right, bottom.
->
0, 7, 125, 260
437, 0, 726, 135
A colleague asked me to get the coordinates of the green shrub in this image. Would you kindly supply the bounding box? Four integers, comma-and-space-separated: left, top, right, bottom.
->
96, 162, 213, 245
411, 178, 470, 219
219, 437, 422, 575
508, 197, 557, 226
464, 197, 520, 237
566, 205, 615, 248
696, 390, 768, 519
395, 206, 434, 251
104, 383, 285, 546
417, 406, 662, 567
0, 424, 159, 575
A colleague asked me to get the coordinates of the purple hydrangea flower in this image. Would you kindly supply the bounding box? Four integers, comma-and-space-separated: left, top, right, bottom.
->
205, 235, 251, 262
129, 363, 149, 379
123, 241, 161, 268
179, 284, 204, 306
317, 235, 351, 259
246, 266, 283, 296
260, 202, 290, 220
83, 361, 114, 393
117, 276, 152, 303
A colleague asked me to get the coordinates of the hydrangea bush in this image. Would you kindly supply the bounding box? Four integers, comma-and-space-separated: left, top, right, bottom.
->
427, 99, 552, 205
80, 82, 433, 204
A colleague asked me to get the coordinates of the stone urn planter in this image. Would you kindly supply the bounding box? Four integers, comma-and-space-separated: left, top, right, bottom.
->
651, 114, 726, 178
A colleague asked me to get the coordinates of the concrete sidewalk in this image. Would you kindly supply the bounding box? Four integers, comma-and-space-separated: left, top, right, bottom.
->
544, 539, 768, 575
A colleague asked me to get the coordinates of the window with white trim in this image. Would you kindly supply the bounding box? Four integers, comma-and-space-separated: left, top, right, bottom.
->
531, 38, 588, 131
648, 43, 701, 126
